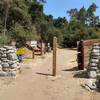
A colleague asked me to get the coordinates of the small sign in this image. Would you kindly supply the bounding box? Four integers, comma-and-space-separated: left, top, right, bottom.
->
31, 41, 37, 47
16, 48, 26, 55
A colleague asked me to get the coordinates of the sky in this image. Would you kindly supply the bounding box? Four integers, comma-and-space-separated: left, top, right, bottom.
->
44, 0, 100, 20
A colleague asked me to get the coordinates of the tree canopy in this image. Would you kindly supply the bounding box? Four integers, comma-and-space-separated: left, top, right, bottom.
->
0, 1, 100, 47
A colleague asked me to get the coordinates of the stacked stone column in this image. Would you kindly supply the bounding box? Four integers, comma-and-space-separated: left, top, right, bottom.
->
0, 46, 19, 76
88, 44, 100, 78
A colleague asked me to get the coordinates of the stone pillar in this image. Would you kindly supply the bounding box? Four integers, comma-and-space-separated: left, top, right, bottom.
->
0, 46, 19, 77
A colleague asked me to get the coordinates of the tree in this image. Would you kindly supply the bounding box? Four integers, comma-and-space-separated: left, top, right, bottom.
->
0, 0, 40, 46
87, 3, 99, 26
0, 1, 100, 48
65, 3, 100, 47
77, 7, 87, 24
67, 8, 78, 20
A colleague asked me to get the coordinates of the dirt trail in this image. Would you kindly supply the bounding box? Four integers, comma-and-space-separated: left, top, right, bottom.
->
0, 49, 100, 100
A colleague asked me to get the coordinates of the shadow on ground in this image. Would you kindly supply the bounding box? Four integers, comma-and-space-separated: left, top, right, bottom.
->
67, 48, 77, 50
62, 66, 78, 71
36, 72, 52, 76
73, 70, 88, 78
24, 57, 33, 59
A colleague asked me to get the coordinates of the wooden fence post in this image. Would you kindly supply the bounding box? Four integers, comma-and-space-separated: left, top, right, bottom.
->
32, 49, 35, 59
77, 40, 84, 70
40, 40, 43, 56
53, 37, 57, 76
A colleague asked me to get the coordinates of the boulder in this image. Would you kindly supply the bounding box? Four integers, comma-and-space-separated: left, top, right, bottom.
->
7, 50, 15, 54
4, 46, 14, 50
1, 54, 6, 58
11, 63, 18, 69
8, 60, 17, 65
0, 48, 6, 51
90, 59, 99, 63
3, 68, 16, 72
0, 51, 4, 54
7, 53, 17, 60
7, 71, 16, 77
0, 71, 8, 76
1, 59, 9, 63
90, 67, 98, 71
0, 60, 1, 64
88, 71, 97, 78
0, 64, 2, 71
1, 58, 8, 61
89, 63, 98, 67
85, 79, 97, 90
1, 63, 9, 68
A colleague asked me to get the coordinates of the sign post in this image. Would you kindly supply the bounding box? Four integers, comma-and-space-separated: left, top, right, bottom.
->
53, 37, 57, 76
31, 40, 37, 59
40, 40, 43, 56
32, 49, 35, 59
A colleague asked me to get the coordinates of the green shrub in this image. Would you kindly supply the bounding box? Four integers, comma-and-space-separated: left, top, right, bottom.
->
0, 34, 11, 47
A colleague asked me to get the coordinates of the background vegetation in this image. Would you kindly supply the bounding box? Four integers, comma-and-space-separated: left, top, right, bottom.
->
0, 0, 100, 47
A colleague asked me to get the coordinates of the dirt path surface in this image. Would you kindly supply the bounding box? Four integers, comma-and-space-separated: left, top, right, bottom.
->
0, 49, 100, 100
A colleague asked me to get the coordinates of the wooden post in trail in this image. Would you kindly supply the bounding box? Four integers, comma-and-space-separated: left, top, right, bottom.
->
77, 40, 84, 70
40, 40, 43, 56
53, 37, 57, 76
32, 49, 35, 59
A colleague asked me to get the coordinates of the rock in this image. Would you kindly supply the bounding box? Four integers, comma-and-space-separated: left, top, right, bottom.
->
4, 46, 13, 50
0, 48, 6, 51
82, 84, 92, 91
0, 64, 2, 68
1, 59, 9, 63
7, 53, 17, 60
0, 64, 2, 71
0, 60, 1, 64
2, 68, 9, 72
11, 71, 17, 76
11, 63, 17, 68
1, 54, 6, 58
6, 50, 15, 54
85, 79, 97, 90
1, 58, 8, 61
7, 71, 16, 77
0, 51, 3, 54
1, 63, 9, 68
90, 59, 99, 63
8, 60, 17, 65
89, 63, 98, 67
0, 71, 8, 76
88, 71, 97, 78
3, 68, 16, 72
92, 44, 100, 49
92, 49, 99, 52
91, 53, 100, 56
90, 67, 98, 71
